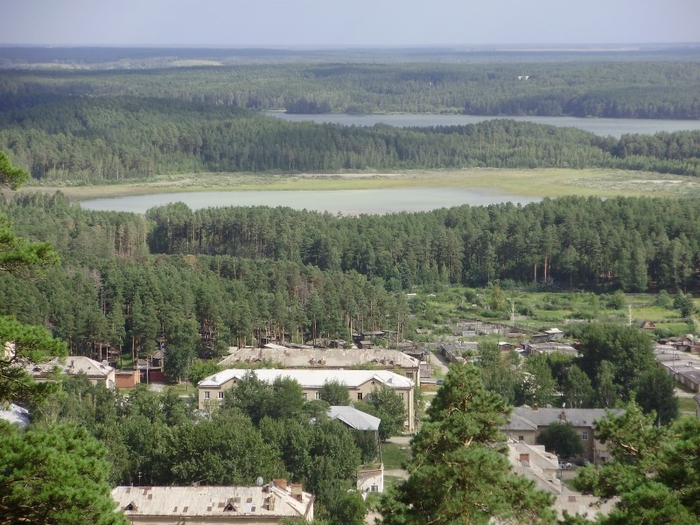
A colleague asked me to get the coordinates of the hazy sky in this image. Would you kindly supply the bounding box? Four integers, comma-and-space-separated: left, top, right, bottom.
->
1, 0, 698, 47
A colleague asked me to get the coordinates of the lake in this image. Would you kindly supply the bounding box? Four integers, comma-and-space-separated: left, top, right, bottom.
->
266, 113, 700, 138
81, 113, 699, 214
80, 188, 541, 215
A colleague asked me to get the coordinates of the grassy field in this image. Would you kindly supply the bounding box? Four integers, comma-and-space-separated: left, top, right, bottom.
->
381, 442, 411, 470
17, 168, 700, 201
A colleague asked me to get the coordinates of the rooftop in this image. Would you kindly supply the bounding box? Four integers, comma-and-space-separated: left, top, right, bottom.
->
329, 405, 381, 431
26, 355, 114, 379
219, 346, 420, 369
112, 483, 313, 520
510, 406, 622, 429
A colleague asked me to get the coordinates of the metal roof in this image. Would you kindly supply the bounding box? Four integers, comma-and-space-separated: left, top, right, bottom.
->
510, 406, 622, 429
329, 406, 381, 431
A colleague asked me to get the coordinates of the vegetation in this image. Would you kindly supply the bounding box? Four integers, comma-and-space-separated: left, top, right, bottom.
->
2, 52, 700, 119
0, 155, 125, 525
0, 95, 698, 184
536, 422, 585, 459
574, 404, 700, 524
377, 363, 556, 524
1, 48, 700, 523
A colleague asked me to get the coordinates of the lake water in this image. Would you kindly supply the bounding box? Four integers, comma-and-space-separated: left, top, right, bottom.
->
80, 188, 541, 215
82, 113, 699, 214
266, 113, 700, 138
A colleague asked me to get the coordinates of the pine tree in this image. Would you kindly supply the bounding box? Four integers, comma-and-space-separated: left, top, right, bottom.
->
378, 362, 555, 524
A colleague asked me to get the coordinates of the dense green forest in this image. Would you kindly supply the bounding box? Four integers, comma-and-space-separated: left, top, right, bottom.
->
2, 192, 699, 382
2, 56, 700, 182
2, 58, 700, 118
0, 96, 698, 182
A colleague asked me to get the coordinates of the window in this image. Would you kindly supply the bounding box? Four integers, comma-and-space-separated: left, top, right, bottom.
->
204, 391, 210, 399
218, 391, 224, 399
406, 372, 414, 379
581, 431, 589, 441
357, 393, 363, 400
315, 392, 321, 400
518, 435, 524, 442
302, 392, 308, 401
371, 485, 379, 492
400, 392, 405, 400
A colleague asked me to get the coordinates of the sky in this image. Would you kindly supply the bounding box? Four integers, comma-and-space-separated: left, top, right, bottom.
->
1, 0, 698, 48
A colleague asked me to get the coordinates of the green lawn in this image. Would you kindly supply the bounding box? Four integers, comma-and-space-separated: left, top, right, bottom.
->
381, 442, 411, 470
678, 397, 697, 414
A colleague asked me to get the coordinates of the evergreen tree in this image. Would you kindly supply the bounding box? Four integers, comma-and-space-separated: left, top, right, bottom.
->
0, 421, 128, 525
378, 362, 555, 524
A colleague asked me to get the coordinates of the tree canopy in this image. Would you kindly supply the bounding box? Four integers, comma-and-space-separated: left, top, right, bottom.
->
378, 362, 555, 524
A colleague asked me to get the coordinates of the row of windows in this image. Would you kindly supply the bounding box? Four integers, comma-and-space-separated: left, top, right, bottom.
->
204, 391, 225, 400
204, 390, 406, 402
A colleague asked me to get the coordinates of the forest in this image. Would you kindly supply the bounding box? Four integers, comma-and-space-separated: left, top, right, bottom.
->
2, 191, 700, 384
0, 53, 699, 183
0, 96, 698, 182
3, 48, 700, 523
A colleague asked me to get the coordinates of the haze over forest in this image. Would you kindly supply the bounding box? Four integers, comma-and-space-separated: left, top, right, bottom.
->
1, 0, 699, 47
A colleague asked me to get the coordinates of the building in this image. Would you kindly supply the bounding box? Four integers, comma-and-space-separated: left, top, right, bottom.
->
503, 406, 622, 464
219, 345, 421, 383
112, 481, 314, 524
655, 344, 700, 392
328, 406, 384, 495
26, 355, 116, 388
0, 403, 29, 428
198, 369, 415, 431
524, 342, 578, 358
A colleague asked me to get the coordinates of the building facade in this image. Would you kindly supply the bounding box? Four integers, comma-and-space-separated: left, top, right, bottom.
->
198, 369, 416, 431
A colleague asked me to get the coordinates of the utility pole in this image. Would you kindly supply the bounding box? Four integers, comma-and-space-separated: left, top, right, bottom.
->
628, 304, 633, 327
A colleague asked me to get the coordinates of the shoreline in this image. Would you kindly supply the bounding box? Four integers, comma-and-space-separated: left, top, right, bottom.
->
11, 168, 699, 202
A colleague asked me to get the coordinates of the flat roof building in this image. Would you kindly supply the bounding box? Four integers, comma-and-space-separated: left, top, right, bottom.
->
112, 482, 314, 524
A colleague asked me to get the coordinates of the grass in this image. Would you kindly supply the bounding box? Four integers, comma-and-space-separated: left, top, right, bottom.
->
17, 168, 700, 201
678, 397, 697, 414
381, 442, 411, 470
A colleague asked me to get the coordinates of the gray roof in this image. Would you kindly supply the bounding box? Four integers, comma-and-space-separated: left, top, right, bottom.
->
510, 406, 622, 429
502, 411, 538, 432
678, 369, 700, 384
219, 346, 419, 369
0, 403, 30, 428
329, 406, 381, 431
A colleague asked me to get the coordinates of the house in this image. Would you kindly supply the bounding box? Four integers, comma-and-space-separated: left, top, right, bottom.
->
503, 406, 622, 464
112, 481, 314, 524
328, 406, 384, 495
544, 328, 565, 341
0, 403, 29, 428
440, 342, 478, 363
638, 320, 656, 330
328, 405, 381, 432
219, 346, 421, 383
655, 345, 700, 391
506, 439, 618, 520
507, 439, 561, 494
198, 369, 416, 431
115, 369, 140, 389
26, 355, 116, 388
